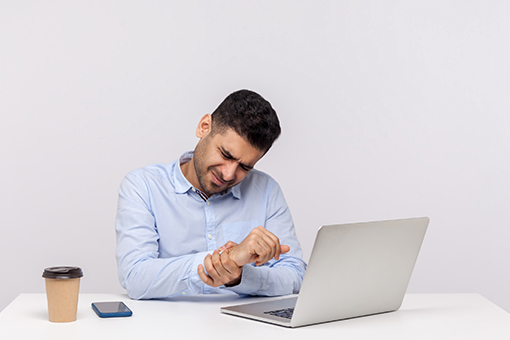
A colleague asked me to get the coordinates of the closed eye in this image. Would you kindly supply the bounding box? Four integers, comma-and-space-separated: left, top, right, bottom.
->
220, 148, 253, 172
220, 150, 234, 160
239, 164, 252, 172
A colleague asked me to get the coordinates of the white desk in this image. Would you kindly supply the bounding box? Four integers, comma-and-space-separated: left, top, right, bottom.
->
1, 294, 509, 339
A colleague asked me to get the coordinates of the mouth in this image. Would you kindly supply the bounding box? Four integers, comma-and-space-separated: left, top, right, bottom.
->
211, 171, 228, 187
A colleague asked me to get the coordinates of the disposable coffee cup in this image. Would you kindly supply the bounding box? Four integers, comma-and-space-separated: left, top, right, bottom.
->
42, 266, 83, 322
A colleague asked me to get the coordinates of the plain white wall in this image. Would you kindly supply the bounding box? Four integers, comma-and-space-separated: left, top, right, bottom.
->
1, 1, 509, 313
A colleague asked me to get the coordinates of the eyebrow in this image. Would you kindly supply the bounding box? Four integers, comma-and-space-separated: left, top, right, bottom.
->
220, 147, 253, 170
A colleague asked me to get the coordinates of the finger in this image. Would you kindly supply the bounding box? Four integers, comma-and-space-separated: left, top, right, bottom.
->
204, 253, 221, 281
244, 230, 276, 266
256, 228, 281, 260
252, 238, 274, 266
220, 249, 233, 273
258, 232, 280, 262
197, 264, 214, 286
220, 249, 241, 276
265, 245, 290, 264
280, 245, 290, 254
211, 249, 229, 278
269, 233, 281, 260
270, 233, 282, 260
261, 238, 276, 263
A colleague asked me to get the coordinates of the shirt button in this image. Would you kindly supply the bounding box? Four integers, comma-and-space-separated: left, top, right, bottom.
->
208, 234, 213, 240
206, 201, 210, 206
182, 292, 187, 295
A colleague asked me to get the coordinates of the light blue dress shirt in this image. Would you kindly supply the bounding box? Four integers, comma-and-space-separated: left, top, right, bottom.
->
116, 152, 307, 299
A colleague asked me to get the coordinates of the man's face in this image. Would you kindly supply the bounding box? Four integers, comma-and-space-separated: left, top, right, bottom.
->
193, 128, 265, 196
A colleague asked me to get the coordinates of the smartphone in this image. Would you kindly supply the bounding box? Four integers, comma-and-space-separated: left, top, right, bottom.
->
91, 301, 133, 318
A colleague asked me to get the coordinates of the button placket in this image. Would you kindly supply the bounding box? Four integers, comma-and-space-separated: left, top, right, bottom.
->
203, 199, 217, 294
204, 199, 216, 251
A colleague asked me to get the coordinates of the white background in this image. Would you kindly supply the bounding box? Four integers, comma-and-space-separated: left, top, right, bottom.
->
1, 1, 509, 313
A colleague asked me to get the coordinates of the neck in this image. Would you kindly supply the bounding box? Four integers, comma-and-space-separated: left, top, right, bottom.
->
180, 157, 207, 195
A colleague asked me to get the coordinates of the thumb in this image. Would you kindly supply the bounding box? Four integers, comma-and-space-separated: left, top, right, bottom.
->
280, 245, 290, 254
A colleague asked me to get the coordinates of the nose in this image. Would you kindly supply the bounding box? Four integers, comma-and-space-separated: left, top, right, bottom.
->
221, 161, 237, 182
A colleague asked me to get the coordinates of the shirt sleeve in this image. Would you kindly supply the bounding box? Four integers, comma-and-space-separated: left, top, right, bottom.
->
115, 172, 207, 299
223, 179, 307, 296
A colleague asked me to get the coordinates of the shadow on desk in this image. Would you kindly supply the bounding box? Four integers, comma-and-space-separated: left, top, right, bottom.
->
158, 294, 278, 304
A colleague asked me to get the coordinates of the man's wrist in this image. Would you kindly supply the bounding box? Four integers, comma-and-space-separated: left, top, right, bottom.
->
224, 272, 242, 287
224, 248, 243, 287
226, 247, 242, 267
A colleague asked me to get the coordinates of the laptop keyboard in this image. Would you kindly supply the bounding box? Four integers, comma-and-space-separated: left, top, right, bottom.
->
264, 307, 294, 319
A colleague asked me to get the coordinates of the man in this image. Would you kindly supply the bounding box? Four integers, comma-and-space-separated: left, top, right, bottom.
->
115, 89, 306, 299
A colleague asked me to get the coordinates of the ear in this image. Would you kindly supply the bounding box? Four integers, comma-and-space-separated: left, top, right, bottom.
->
196, 114, 212, 138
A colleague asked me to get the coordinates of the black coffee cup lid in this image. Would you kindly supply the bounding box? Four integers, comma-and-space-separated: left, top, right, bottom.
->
42, 266, 83, 279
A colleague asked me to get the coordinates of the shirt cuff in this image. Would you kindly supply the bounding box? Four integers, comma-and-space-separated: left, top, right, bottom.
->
187, 251, 213, 295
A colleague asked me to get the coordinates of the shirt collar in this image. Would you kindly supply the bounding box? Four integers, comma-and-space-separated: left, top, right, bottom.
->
173, 151, 194, 194
173, 151, 242, 200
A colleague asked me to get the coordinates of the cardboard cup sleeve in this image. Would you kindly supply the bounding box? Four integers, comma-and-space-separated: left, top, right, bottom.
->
42, 266, 83, 323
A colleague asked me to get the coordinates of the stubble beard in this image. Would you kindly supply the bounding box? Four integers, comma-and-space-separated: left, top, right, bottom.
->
193, 139, 232, 196
194, 162, 232, 196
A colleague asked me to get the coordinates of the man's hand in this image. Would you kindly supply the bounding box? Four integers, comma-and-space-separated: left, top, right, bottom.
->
198, 227, 290, 287
197, 248, 242, 287
224, 226, 290, 267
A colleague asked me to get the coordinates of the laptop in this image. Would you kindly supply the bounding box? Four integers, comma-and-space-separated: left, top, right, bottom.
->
221, 217, 429, 327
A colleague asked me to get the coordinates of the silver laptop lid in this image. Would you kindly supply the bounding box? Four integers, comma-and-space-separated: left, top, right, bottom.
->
290, 217, 429, 327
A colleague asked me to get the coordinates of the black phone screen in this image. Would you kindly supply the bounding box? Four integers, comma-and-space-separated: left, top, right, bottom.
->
94, 301, 131, 313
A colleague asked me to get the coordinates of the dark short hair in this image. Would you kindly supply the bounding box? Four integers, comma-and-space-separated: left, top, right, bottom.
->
211, 89, 281, 152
